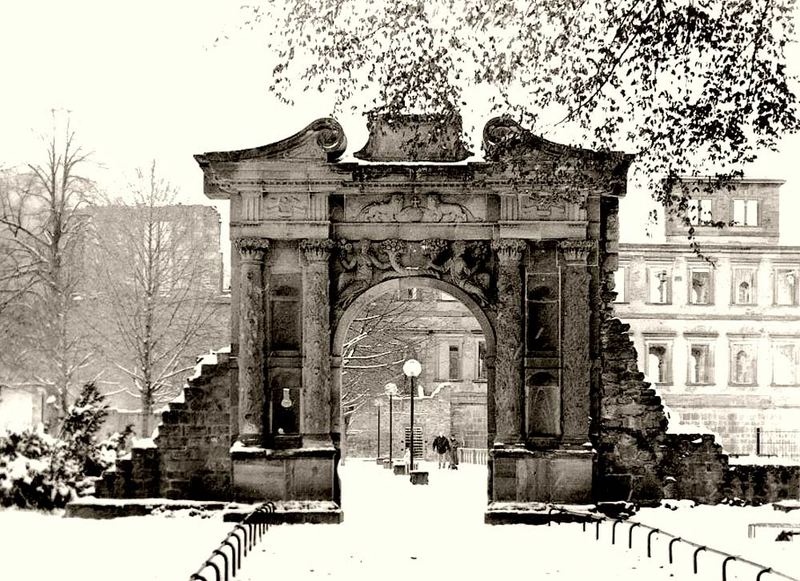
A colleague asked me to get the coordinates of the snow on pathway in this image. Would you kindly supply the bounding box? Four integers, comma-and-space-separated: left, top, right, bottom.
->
0, 507, 231, 581
237, 461, 684, 581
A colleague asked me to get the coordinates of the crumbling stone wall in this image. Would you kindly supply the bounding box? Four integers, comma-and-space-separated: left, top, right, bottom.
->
727, 463, 800, 503
97, 352, 232, 500
660, 433, 728, 504
96, 446, 159, 499
155, 353, 232, 499
596, 317, 669, 503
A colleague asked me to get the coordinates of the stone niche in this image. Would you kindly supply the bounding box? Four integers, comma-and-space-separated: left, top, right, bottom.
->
193, 112, 669, 518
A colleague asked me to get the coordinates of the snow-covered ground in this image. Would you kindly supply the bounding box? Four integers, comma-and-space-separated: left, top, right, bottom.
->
1, 460, 798, 580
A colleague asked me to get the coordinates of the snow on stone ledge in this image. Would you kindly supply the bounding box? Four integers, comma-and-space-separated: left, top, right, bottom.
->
728, 454, 800, 467
132, 437, 156, 449
189, 351, 218, 380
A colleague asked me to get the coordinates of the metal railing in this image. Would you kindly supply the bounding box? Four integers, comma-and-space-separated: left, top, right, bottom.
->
189, 502, 276, 581
458, 448, 488, 465
755, 428, 800, 460
545, 508, 799, 581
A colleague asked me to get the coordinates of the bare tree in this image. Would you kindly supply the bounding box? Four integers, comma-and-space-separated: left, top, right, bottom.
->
88, 162, 224, 436
341, 291, 434, 453
0, 112, 96, 425
238, 0, 799, 233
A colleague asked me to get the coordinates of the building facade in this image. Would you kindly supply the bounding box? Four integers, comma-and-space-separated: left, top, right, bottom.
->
616, 179, 800, 457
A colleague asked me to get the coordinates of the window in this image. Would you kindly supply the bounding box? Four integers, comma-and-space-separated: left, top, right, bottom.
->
730, 342, 757, 385
687, 199, 713, 225
687, 343, 714, 384
733, 199, 758, 226
404, 288, 418, 300
448, 345, 461, 380
477, 341, 487, 380
646, 342, 672, 384
774, 268, 799, 306
772, 341, 800, 385
731, 267, 757, 305
613, 267, 627, 303
689, 269, 713, 305
647, 266, 671, 304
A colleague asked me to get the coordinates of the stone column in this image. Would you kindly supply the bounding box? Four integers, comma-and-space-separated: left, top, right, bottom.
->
491, 239, 527, 445
560, 240, 595, 443
300, 239, 335, 448
235, 237, 269, 446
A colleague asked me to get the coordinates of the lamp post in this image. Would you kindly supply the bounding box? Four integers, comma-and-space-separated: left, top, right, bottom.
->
385, 382, 397, 465
374, 399, 382, 461
402, 359, 422, 472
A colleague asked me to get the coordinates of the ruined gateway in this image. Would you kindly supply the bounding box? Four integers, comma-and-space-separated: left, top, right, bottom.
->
97, 115, 795, 521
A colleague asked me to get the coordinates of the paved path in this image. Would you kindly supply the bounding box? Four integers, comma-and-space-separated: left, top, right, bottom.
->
237, 461, 686, 581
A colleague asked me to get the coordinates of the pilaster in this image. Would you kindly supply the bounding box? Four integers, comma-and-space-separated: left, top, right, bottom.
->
492, 239, 527, 445
234, 237, 270, 445
560, 240, 594, 443
300, 239, 336, 448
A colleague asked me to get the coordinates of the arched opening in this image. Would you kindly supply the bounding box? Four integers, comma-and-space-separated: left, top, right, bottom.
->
331, 277, 496, 512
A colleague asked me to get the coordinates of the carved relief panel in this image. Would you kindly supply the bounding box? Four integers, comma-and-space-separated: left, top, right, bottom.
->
344, 193, 486, 223
269, 275, 302, 353
238, 192, 328, 222
500, 194, 586, 222
526, 273, 560, 354
331, 238, 494, 314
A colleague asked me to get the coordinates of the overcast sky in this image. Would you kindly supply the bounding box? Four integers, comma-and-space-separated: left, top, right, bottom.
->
2, 0, 799, 249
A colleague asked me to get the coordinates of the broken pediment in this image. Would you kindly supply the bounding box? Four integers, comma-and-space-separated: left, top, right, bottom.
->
194, 117, 347, 167
481, 116, 634, 178
354, 111, 472, 162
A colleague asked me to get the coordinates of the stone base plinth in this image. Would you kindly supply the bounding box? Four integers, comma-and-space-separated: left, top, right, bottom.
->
65, 498, 230, 519
231, 446, 338, 504
393, 462, 407, 475
484, 502, 596, 525
375, 457, 385, 465
223, 500, 342, 524
490, 448, 593, 504
382, 459, 392, 469
410, 470, 429, 485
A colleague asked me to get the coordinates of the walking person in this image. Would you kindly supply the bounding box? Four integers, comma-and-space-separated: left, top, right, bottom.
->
432, 432, 451, 468
449, 435, 460, 470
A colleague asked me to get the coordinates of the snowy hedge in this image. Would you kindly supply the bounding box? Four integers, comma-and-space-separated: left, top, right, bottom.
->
0, 383, 131, 510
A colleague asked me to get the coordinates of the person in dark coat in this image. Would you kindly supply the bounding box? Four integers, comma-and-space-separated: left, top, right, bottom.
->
432, 432, 451, 468
449, 436, 460, 469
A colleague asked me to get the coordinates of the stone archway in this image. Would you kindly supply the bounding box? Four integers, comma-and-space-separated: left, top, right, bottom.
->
193, 113, 639, 518
331, 276, 497, 486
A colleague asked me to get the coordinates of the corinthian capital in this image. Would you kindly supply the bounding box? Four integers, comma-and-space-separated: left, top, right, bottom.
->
559, 240, 595, 264
300, 238, 335, 262
491, 239, 527, 263
234, 237, 270, 262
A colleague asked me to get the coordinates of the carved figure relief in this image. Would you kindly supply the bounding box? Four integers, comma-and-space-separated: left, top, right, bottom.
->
333, 238, 493, 309
356, 193, 478, 223
263, 193, 308, 220
336, 239, 394, 308
423, 239, 491, 304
